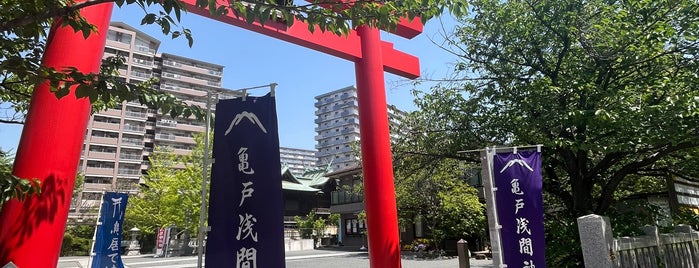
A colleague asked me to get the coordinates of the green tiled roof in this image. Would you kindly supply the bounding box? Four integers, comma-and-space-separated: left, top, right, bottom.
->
280, 164, 333, 192
282, 181, 321, 192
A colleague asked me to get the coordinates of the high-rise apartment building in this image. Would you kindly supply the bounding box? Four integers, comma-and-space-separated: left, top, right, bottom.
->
280, 147, 319, 176
314, 86, 405, 172
72, 22, 226, 217
314, 86, 361, 171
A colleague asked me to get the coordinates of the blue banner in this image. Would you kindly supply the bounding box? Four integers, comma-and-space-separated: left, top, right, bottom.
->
493, 150, 546, 268
90, 192, 129, 268
206, 93, 285, 267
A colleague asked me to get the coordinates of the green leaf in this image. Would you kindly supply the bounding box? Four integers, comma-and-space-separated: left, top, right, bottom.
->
161, 20, 171, 34
55, 86, 70, 99
74, 84, 91, 99
141, 14, 157, 25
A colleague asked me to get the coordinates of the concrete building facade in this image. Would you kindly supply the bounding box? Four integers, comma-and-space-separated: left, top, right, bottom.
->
72, 22, 225, 220
314, 86, 361, 171
314, 86, 405, 172
280, 147, 319, 176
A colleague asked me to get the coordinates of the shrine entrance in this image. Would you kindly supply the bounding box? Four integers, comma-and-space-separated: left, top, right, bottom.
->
0, 2, 422, 267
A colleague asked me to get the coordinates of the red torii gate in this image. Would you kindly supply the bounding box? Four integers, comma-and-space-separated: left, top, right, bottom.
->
0, 2, 422, 267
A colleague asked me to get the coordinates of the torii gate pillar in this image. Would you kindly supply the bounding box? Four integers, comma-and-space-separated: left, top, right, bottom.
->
0, 3, 114, 267
355, 25, 402, 267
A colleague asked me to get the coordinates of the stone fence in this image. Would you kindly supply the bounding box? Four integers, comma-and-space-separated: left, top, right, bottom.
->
577, 214, 699, 268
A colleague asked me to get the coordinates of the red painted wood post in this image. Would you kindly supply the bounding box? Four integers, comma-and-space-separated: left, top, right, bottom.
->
0, 3, 113, 267
355, 25, 403, 268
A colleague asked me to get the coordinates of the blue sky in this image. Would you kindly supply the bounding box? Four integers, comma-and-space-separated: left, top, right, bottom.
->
0, 4, 459, 152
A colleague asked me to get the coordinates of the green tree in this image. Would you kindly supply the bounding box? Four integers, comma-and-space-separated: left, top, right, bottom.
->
294, 211, 340, 247
60, 225, 94, 256
392, 153, 485, 250
399, 0, 699, 265
125, 133, 208, 239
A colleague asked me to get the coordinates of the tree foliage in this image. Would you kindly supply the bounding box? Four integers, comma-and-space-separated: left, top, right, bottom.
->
125, 133, 209, 237
294, 210, 340, 248
408, 0, 699, 217
0, 0, 209, 124
391, 151, 485, 249
60, 225, 94, 256
397, 0, 699, 265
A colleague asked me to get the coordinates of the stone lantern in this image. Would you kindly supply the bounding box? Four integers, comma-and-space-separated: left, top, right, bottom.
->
126, 227, 141, 256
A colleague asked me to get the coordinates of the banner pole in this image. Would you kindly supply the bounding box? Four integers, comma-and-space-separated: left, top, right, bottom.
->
481, 147, 504, 267
87, 191, 105, 268
197, 91, 212, 268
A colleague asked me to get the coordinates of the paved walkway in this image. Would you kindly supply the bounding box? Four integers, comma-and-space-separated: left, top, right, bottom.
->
58, 248, 494, 267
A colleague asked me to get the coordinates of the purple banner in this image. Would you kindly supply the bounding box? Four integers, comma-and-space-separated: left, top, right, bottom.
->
493, 150, 546, 268
90, 192, 128, 268
206, 93, 285, 267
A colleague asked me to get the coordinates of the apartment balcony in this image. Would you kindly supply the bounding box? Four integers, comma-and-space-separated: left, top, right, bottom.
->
341, 128, 360, 135
130, 70, 151, 80
90, 136, 118, 145
133, 45, 156, 56
119, 153, 143, 163
132, 58, 153, 67
161, 72, 219, 88
125, 101, 146, 108
99, 109, 122, 117
86, 151, 117, 160
83, 183, 113, 192
84, 167, 115, 176
315, 138, 348, 148
341, 110, 359, 117
156, 121, 177, 128
121, 137, 143, 147
162, 60, 222, 78
117, 168, 140, 176
315, 107, 330, 115
122, 125, 145, 134
322, 97, 336, 104
125, 111, 147, 120
155, 133, 176, 141
91, 121, 120, 131
176, 122, 205, 133
105, 39, 130, 51
160, 84, 207, 99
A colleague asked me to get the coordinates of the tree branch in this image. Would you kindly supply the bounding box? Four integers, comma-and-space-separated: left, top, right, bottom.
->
0, 0, 117, 32
596, 141, 699, 213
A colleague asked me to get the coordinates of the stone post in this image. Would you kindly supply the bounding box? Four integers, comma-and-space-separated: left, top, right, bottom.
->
457, 239, 470, 268
577, 214, 615, 268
